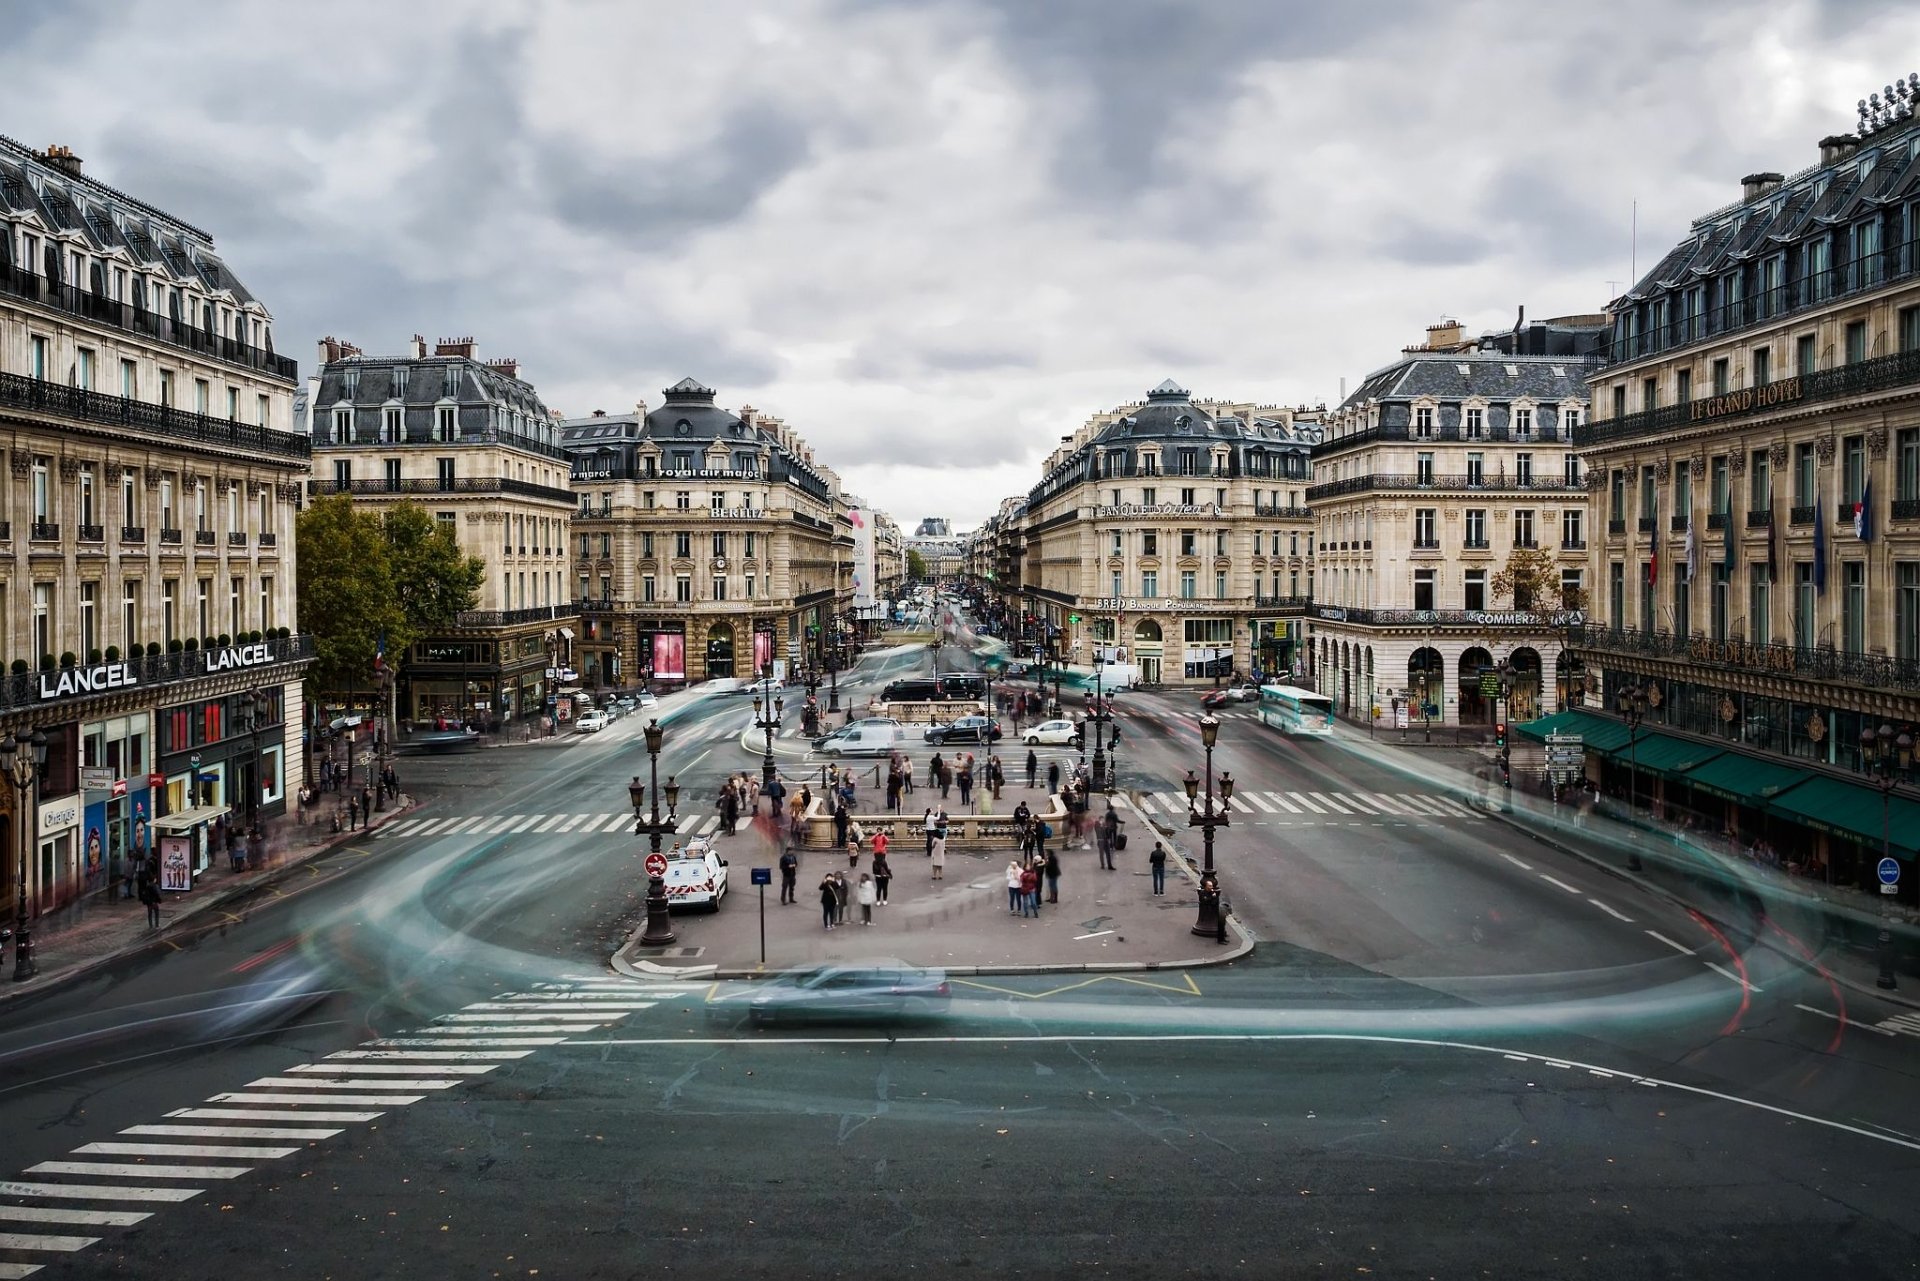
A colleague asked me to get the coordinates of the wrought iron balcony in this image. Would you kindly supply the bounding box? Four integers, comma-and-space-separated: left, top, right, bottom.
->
305, 476, 576, 505
1253, 504, 1313, 519
227, 531, 248, 547
0, 370, 309, 461
1563, 538, 1587, 551
159, 528, 182, 545
1893, 498, 1920, 521
0, 266, 298, 380
1637, 516, 1656, 533
259, 532, 277, 548
193, 530, 216, 546
77, 524, 104, 542
1608, 519, 1626, 536
451, 603, 582, 628
1669, 514, 1689, 532
1706, 512, 1728, 530
1746, 509, 1772, 529
1573, 622, 1920, 693
0, 632, 315, 711
1306, 472, 1583, 501
30, 521, 58, 541
1789, 505, 1816, 525
1315, 605, 1586, 628
1837, 501, 1857, 522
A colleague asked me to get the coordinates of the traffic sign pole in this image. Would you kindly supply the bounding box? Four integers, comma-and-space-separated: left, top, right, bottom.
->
751, 866, 773, 964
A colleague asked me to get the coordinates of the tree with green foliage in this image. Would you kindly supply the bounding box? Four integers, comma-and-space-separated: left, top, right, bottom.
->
906, 548, 929, 582
383, 503, 486, 634
297, 495, 407, 695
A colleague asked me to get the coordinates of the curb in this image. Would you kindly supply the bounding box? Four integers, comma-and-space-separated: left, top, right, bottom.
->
0, 796, 425, 1009
1481, 796, 1920, 1014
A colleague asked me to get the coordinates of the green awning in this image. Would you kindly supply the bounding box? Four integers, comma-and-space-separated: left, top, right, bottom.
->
1764, 775, 1920, 857
1678, 752, 1812, 806
1601, 731, 1726, 779
1515, 709, 1630, 751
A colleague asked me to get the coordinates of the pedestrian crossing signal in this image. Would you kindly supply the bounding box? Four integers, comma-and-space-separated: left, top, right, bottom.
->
1494, 722, 1507, 749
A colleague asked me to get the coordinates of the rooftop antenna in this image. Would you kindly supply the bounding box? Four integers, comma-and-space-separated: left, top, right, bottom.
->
1630, 199, 1638, 284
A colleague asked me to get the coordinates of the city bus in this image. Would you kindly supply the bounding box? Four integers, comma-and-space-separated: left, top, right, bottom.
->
1256, 684, 1335, 736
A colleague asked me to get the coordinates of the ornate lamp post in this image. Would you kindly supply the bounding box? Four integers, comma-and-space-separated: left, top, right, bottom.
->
1183, 714, 1234, 943
237, 689, 267, 839
1860, 722, 1911, 991
826, 638, 841, 714
753, 668, 784, 800
1616, 680, 1649, 873
4, 729, 49, 980
1087, 665, 1113, 793
628, 719, 681, 948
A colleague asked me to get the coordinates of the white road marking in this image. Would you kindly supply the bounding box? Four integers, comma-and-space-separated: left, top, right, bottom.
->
1538, 874, 1581, 894
1795, 1003, 1839, 1020
1073, 930, 1115, 940
326, 1050, 534, 1061
284, 1063, 497, 1076
1243, 793, 1277, 813
444, 816, 483, 835
508, 815, 541, 833
27, 1162, 248, 1181
1159, 793, 1187, 814
1398, 794, 1449, 816
557, 814, 586, 832
241, 1077, 462, 1090
382, 819, 422, 837
401, 1024, 599, 1035
474, 1001, 655, 1011
1430, 797, 1477, 817
1261, 792, 1302, 813
535, 814, 568, 832
1499, 852, 1532, 870
124, 1125, 341, 1140
0, 1231, 96, 1252
1288, 793, 1326, 814
0, 1262, 38, 1279
675, 816, 702, 835
1135, 795, 1158, 814
1310, 792, 1355, 814
169, 1107, 384, 1123
0, 1182, 201, 1203
1704, 962, 1761, 991
1588, 898, 1634, 922
438, 1012, 615, 1024
206, 1092, 425, 1106
1227, 795, 1254, 814
1367, 794, 1415, 815
412, 817, 455, 835
75, 1142, 300, 1160
1645, 931, 1695, 956
369, 1037, 569, 1048
699, 817, 722, 835
0, 1207, 150, 1227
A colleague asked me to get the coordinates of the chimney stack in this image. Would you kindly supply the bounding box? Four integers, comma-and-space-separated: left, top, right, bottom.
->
38, 145, 82, 177
1818, 134, 1860, 165
434, 336, 477, 359
484, 357, 519, 380
409, 333, 427, 359
1741, 171, 1785, 200
318, 337, 342, 367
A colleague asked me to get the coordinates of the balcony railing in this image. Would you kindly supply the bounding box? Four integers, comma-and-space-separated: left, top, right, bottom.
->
227, 531, 248, 548
451, 603, 582, 628
30, 521, 59, 541
0, 632, 315, 712
1253, 504, 1313, 519
1669, 514, 1689, 532
0, 370, 310, 461
1607, 519, 1626, 536
1314, 422, 1568, 458
1412, 539, 1440, 550
306, 476, 576, 505
1315, 606, 1586, 628
1706, 512, 1728, 530
1579, 347, 1920, 448
159, 528, 182, 545
260, 532, 277, 548
193, 530, 216, 546
319, 427, 572, 464
1837, 501, 1857, 522
1573, 623, 1920, 693
1746, 509, 1772, 529
1462, 539, 1490, 550
0, 266, 298, 380
1893, 498, 1920, 522
1636, 516, 1656, 533
1305, 473, 1582, 501
1563, 538, 1587, 551
1253, 595, 1313, 610
77, 524, 104, 542
1789, 505, 1816, 525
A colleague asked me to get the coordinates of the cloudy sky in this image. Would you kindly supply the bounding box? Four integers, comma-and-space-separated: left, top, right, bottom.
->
7, 0, 1918, 528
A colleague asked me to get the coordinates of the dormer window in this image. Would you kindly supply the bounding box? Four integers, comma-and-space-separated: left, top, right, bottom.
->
382, 405, 403, 443
1414, 406, 1435, 438
435, 404, 457, 442
442, 365, 459, 398
1175, 415, 1192, 434
331, 407, 352, 444
675, 419, 691, 435
389, 367, 407, 399
1514, 406, 1534, 438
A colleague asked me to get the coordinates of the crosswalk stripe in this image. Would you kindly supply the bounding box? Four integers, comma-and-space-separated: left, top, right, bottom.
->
169, 1107, 384, 1122
410, 817, 450, 835
1367, 793, 1414, 815
326, 1050, 534, 1061
284, 1063, 497, 1076
75, 1142, 300, 1160
1227, 795, 1254, 814
1134, 795, 1158, 814
508, 815, 541, 833
699, 817, 721, 836
124, 1125, 341, 1140
438, 1012, 613, 1023
480, 1000, 656, 1011
596, 813, 625, 832
0, 1206, 152, 1226
1310, 793, 1355, 814
476, 816, 511, 834
0, 1181, 201, 1204
28, 1162, 249, 1180
1260, 792, 1302, 813
207, 1093, 426, 1106
1430, 796, 1476, 817
398, 1024, 596, 1034
243, 1077, 462, 1090
675, 815, 701, 835
1159, 793, 1187, 815
535, 814, 567, 832
383, 819, 422, 837
0, 1231, 98, 1252
369, 1037, 568, 1048
1243, 793, 1277, 813
557, 815, 586, 832
1288, 793, 1327, 814
1338, 794, 1383, 814
1397, 794, 1446, 816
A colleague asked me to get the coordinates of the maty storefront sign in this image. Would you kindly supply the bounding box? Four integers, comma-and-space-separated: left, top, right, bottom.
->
38, 662, 139, 701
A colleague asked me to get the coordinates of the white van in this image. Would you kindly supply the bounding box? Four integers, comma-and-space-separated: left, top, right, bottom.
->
814, 722, 909, 757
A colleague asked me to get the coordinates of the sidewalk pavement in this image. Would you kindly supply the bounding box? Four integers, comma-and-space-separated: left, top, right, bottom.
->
1351, 731, 1920, 1011
0, 793, 420, 1006
613, 811, 1252, 979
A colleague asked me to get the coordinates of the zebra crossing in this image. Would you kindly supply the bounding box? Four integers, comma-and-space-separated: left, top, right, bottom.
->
1132, 787, 1481, 823
0, 976, 692, 1278
375, 812, 747, 841
1877, 1010, 1920, 1040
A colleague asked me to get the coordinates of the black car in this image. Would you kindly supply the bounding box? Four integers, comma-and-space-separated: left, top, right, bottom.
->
924, 715, 1002, 745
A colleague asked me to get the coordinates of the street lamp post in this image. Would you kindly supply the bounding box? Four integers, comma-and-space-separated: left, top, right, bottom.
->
4, 729, 49, 980
753, 668, 784, 802
1860, 722, 1911, 991
237, 689, 266, 842
1617, 680, 1649, 873
827, 641, 841, 714
1088, 666, 1112, 793
628, 719, 681, 948
1183, 714, 1234, 943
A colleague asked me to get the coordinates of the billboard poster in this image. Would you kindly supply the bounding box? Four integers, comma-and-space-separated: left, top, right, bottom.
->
159, 835, 193, 892
850, 507, 876, 611
753, 629, 774, 675
652, 633, 687, 680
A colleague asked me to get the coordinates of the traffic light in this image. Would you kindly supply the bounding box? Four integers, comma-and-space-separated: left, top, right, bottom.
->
1494, 722, 1507, 750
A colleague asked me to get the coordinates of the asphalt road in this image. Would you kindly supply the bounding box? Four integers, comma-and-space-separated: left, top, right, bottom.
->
0, 629, 1916, 1278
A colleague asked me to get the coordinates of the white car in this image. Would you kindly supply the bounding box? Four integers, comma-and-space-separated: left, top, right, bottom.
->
575, 710, 611, 733
663, 838, 729, 910
635, 691, 659, 708
741, 677, 785, 699
1023, 718, 1082, 746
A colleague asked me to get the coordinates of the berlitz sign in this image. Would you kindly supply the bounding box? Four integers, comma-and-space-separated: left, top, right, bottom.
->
203, 642, 273, 673
1091, 503, 1219, 518
38, 662, 139, 701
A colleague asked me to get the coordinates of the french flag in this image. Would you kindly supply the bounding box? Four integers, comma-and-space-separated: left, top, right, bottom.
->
1854, 475, 1873, 543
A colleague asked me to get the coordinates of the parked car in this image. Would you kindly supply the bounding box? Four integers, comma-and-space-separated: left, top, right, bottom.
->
814, 723, 909, 757
1023, 718, 1082, 746
635, 690, 659, 708
1200, 690, 1232, 711
575, 710, 611, 733
923, 715, 1002, 745
664, 837, 729, 910
716, 961, 951, 1026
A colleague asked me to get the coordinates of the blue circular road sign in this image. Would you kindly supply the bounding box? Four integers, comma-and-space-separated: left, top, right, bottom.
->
1879, 856, 1902, 886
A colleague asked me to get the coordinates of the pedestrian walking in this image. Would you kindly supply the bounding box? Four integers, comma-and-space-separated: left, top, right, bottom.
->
873, 851, 892, 904
857, 873, 877, 925
1047, 761, 1061, 794
137, 861, 162, 928
957, 762, 973, 808
989, 757, 1003, 801
1149, 841, 1168, 895
819, 874, 839, 930
929, 828, 947, 879
1096, 806, 1116, 870
766, 775, 786, 819
1044, 847, 1061, 903
938, 761, 952, 800
779, 849, 798, 904
928, 754, 944, 791
1005, 859, 1023, 913
1025, 749, 1038, 789
361, 785, 372, 822
833, 870, 851, 924
347, 793, 361, 831
833, 801, 850, 848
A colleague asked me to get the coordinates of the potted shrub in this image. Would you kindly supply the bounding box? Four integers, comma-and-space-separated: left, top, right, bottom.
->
217, 633, 231, 648
167, 639, 183, 654
184, 638, 199, 652
87, 648, 102, 665
105, 645, 121, 662
147, 642, 162, 657
59, 651, 76, 669
10, 658, 28, 675
39, 654, 55, 671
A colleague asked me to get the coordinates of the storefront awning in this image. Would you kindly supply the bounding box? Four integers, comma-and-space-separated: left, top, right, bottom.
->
1515, 709, 1631, 752
1677, 752, 1811, 806
152, 804, 231, 832
1763, 775, 1920, 857
1600, 731, 1726, 779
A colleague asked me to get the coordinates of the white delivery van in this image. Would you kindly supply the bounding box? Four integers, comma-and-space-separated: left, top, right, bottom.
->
813, 722, 909, 757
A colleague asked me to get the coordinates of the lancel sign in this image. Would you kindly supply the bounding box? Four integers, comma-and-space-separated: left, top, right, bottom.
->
203, 642, 274, 673
38, 662, 140, 701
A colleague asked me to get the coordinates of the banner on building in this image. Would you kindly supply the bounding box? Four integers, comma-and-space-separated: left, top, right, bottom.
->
850, 507, 876, 611
652, 634, 686, 681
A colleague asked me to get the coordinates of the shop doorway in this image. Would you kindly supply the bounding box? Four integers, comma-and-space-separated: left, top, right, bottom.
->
706, 622, 736, 680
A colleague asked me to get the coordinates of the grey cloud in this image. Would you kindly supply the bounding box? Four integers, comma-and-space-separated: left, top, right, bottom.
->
1372, 220, 1493, 267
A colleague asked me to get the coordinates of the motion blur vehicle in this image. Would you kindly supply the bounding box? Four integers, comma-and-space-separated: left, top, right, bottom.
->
714, 961, 952, 1026
741, 676, 785, 699
575, 710, 611, 733
813, 722, 909, 756
1200, 689, 1232, 710
1023, 718, 1082, 746
923, 715, 1001, 745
